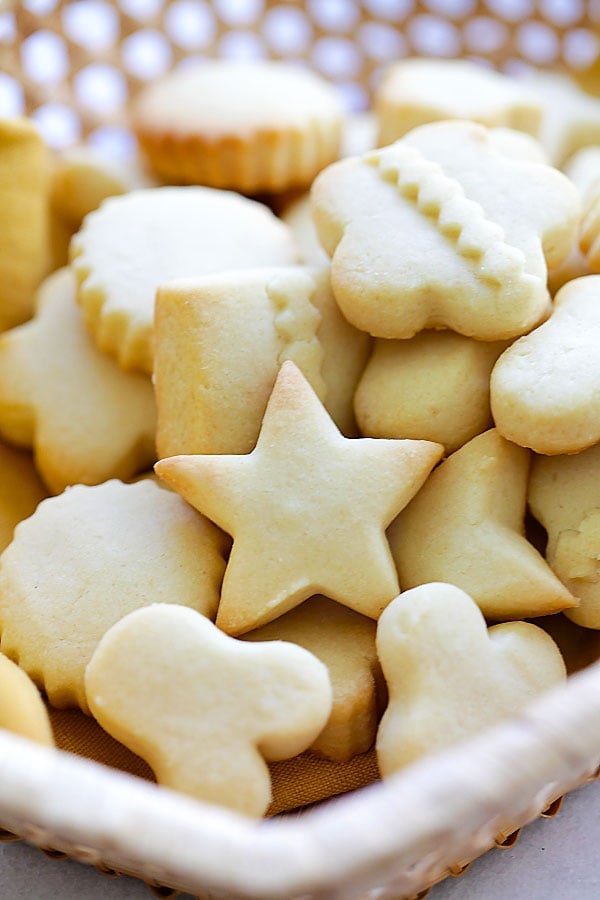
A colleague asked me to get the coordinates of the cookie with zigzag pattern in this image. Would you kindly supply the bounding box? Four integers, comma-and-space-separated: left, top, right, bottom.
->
312, 121, 579, 342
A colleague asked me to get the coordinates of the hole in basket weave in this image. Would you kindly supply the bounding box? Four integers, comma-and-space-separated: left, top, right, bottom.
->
541, 795, 564, 818
164, 0, 216, 50
95, 862, 121, 878
146, 884, 181, 898
263, 6, 312, 56
39, 847, 70, 860
449, 861, 471, 877
0, 828, 19, 843
494, 828, 521, 849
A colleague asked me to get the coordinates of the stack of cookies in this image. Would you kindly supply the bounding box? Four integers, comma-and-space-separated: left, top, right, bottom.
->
1, 57, 600, 819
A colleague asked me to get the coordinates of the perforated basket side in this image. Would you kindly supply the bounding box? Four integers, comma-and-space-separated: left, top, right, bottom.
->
1, 0, 599, 152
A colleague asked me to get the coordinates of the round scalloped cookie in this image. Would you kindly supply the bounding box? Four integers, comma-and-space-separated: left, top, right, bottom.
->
70, 186, 298, 374
132, 60, 343, 194
0, 479, 227, 712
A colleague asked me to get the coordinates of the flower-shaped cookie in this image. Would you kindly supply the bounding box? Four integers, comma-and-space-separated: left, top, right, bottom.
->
376, 583, 566, 775
389, 429, 576, 620
85, 604, 332, 816
71, 186, 298, 374
0, 479, 226, 711
491, 276, 600, 455
0, 268, 156, 493
312, 121, 579, 341
157, 361, 443, 635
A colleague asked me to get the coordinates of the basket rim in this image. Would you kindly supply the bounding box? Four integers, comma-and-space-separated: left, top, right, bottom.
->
0, 659, 598, 898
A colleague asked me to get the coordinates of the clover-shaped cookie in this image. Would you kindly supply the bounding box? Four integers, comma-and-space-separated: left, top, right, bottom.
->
491, 276, 600, 455
376, 583, 566, 775
0, 479, 226, 711
157, 361, 443, 635
85, 604, 332, 816
0, 268, 156, 493
312, 121, 579, 341
155, 266, 370, 458
71, 186, 298, 374
245, 596, 383, 762
389, 429, 576, 620
529, 445, 600, 630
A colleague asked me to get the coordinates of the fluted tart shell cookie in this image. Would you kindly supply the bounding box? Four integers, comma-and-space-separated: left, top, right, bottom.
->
133, 60, 343, 194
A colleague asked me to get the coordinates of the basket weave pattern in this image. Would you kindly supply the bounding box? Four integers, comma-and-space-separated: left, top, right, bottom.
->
1, 0, 599, 149
2, 2, 600, 898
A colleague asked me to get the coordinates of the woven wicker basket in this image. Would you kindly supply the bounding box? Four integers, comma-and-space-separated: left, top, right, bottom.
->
2, 2, 600, 898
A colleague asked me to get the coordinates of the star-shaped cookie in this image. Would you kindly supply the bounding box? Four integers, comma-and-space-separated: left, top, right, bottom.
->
388, 429, 577, 620
156, 361, 443, 635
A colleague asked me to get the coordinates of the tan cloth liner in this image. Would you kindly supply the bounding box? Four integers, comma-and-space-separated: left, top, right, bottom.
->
48, 706, 380, 817
44, 611, 600, 819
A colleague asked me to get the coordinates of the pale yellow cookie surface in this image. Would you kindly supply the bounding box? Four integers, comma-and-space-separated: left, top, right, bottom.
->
0, 651, 54, 747
51, 146, 153, 227
523, 71, 600, 166
70, 186, 298, 374
389, 429, 576, 620
491, 276, 600, 455
548, 148, 600, 292
133, 60, 343, 193
281, 195, 329, 267
0, 268, 156, 493
85, 604, 332, 817
155, 266, 370, 458
0, 441, 47, 553
157, 361, 443, 635
529, 445, 600, 630
376, 59, 541, 147
376, 583, 566, 775
0, 117, 49, 331
245, 595, 383, 762
0, 479, 226, 712
312, 121, 578, 341
355, 332, 506, 454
